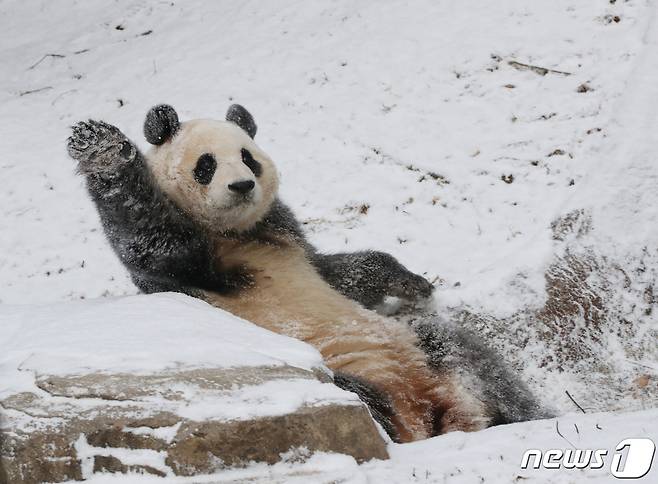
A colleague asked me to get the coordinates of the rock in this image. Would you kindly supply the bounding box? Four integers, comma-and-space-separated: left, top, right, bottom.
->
0, 295, 389, 483
92, 455, 166, 477
1, 367, 388, 483
167, 404, 385, 475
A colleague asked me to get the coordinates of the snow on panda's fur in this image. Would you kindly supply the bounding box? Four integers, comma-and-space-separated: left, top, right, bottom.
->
68, 104, 550, 442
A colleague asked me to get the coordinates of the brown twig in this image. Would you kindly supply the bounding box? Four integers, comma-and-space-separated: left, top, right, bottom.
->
28, 48, 90, 71
28, 53, 65, 70
508, 60, 571, 77
565, 390, 586, 414
555, 421, 575, 449
51, 89, 78, 106
19, 86, 53, 97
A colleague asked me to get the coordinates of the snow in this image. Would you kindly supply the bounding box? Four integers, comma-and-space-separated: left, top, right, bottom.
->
75, 434, 170, 481
0, 0, 650, 311
0, 293, 360, 425
0, 293, 358, 432
0, 293, 323, 394
123, 423, 181, 444
1, 0, 657, 482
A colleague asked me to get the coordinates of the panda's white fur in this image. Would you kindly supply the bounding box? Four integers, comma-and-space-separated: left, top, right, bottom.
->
146, 119, 279, 233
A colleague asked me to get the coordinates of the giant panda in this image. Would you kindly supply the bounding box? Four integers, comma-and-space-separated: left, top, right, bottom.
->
67, 104, 549, 443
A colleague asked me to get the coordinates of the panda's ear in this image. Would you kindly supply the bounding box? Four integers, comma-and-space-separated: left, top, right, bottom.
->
226, 104, 257, 139
144, 104, 180, 145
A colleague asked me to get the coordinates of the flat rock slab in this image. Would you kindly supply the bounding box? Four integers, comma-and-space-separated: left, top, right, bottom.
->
0, 295, 389, 483
0, 366, 388, 483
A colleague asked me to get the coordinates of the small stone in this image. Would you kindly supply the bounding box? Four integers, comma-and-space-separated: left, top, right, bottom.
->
548, 149, 566, 157
636, 374, 650, 388
577, 83, 593, 93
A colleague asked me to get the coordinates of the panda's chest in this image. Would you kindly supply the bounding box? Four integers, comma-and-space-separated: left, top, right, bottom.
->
214, 239, 307, 287
205, 239, 368, 340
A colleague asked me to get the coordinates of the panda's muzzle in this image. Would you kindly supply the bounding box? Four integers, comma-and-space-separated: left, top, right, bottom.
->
228, 180, 255, 195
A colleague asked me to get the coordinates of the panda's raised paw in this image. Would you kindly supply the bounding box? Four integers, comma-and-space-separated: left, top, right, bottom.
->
67, 120, 136, 175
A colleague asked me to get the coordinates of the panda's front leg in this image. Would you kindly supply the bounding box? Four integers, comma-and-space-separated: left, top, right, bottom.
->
68, 120, 251, 296
312, 250, 434, 309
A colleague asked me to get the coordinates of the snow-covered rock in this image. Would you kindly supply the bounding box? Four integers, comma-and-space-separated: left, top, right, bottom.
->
11, 408, 654, 484
0, 294, 388, 483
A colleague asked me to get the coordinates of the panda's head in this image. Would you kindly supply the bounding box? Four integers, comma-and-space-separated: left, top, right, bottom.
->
143, 104, 279, 233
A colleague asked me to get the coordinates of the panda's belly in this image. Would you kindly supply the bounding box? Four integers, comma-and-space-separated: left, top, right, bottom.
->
201, 240, 473, 442
203, 241, 415, 356
205, 242, 367, 340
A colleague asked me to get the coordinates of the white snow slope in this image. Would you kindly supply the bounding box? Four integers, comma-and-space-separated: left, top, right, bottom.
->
0, 0, 657, 482
0, 293, 338, 409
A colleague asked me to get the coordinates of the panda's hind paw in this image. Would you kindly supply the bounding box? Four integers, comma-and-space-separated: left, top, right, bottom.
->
67, 120, 136, 176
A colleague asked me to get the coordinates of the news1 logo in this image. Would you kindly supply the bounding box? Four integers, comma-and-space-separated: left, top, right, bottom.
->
521, 438, 656, 479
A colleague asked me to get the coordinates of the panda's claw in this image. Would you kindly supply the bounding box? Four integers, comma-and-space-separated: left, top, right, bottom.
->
67, 119, 137, 176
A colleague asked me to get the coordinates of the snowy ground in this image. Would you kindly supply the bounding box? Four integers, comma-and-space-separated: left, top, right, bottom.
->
1, 0, 657, 482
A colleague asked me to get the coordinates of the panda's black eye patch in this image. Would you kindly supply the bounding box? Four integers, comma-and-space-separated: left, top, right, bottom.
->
193, 153, 217, 185
241, 148, 262, 177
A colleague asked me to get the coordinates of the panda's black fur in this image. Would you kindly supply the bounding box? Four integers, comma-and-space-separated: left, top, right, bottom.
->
68, 106, 551, 442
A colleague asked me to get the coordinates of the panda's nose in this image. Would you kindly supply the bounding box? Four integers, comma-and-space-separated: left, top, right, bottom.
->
228, 180, 255, 194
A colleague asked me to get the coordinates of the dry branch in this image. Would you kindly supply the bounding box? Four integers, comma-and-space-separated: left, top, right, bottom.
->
565, 390, 586, 413
28, 53, 65, 70
508, 60, 571, 77
19, 86, 53, 97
